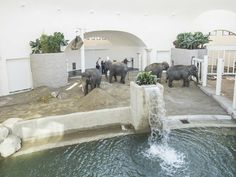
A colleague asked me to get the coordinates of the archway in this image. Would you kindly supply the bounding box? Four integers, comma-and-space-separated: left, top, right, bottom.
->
209, 29, 236, 46
65, 30, 146, 76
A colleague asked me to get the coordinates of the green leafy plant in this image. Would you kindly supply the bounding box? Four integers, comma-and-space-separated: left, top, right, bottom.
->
30, 32, 69, 54
29, 39, 41, 54
173, 32, 210, 49
136, 71, 157, 86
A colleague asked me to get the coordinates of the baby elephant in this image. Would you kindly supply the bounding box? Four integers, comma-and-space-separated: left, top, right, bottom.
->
81, 68, 102, 95
166, 65, 198, 88
145, 62, 169, 83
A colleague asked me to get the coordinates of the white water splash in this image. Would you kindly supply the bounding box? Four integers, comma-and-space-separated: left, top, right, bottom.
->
144, 84, 186, 174
147, 143, 185, 169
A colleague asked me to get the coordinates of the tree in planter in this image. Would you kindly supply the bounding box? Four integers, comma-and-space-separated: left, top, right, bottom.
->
136, 71, 157, 86
30, 32, 69, 54
173, 32, 210, 49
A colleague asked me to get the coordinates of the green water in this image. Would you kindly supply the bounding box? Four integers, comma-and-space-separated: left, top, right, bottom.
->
0, 128, 235, 177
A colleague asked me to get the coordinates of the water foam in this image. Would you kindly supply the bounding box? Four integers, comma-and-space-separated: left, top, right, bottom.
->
144, 84, 186, 174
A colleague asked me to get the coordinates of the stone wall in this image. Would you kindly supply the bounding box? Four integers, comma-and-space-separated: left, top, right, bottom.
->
30, 53, 68, 88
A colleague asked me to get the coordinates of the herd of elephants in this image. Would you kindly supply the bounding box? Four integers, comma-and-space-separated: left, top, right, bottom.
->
81, 60, 199, 95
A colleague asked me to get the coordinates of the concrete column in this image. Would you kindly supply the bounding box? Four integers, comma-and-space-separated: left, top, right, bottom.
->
130, 82, 165, 132
233, 75, 236, 109
80, 29, 85, 72
216, 58, 224, 96
0, 58, 9, 96
145, 48, 152, 67
202, 55, 208, 87
137, 53, 142, 71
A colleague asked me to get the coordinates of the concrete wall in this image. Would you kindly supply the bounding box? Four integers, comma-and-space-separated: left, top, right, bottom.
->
171, 48, 207, 65
12, 107, 131, 141
31, 53, 68, 88
130, 82, 150, 131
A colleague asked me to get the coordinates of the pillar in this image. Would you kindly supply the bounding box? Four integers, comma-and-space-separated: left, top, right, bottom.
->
80, 29, 85, 73
145, 48, 152, 67
216, 58, 224, 96
137, 53, 142, 71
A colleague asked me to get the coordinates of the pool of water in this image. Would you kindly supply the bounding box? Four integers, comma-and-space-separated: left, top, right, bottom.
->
0, 128, 235, 177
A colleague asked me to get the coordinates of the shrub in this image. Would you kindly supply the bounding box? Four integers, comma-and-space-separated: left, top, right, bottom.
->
136, 71, 157, 86
173, 32, 210, 49
30, 32, 68, 54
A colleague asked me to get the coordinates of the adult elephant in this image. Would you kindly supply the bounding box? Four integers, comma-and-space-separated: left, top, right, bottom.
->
104, 60, 128, 84
144, 62, 169, 83
166, 65, 198, 87
81, 68, 102, 95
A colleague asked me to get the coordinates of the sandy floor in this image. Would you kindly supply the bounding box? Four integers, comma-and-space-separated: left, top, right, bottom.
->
0, 71, 227, 123
207, 76, 235, 100
0, 72, 138, 122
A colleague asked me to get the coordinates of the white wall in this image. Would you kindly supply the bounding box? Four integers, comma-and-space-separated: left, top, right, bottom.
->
66, 46, 145, 71
1, 1, 236, 96
191, 10, 236, 34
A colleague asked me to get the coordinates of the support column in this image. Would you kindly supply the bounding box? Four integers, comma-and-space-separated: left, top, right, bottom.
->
202, 55, 208, 87
137, 53, 142, 71
80, 28, 85, 73
233, 75, 236, 109
145, 49, 152, 67
216, 58, 224, 96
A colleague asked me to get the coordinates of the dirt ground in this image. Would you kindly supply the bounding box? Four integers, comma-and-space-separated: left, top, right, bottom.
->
207, 76, 235, 100
0, 71, 227, 123
0, 72, 138, 122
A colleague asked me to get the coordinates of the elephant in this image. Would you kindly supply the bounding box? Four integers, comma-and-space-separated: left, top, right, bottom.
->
166, 65, 198, 87
104, 60, 128, 84
145, 62, 169, 83
81, 68, 102, 95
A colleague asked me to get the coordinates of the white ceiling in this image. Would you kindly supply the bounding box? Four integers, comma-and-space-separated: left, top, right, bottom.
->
2, 0, 236, 17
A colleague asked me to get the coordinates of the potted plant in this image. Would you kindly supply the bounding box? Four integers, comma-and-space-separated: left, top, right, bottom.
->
171, 32, 210, 65
30, 32, 69, 88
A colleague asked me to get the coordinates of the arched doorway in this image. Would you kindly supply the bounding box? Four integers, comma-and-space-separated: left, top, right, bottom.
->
209, 29, 236, 45
207, 29, 236, 74
65, 30, 146, 76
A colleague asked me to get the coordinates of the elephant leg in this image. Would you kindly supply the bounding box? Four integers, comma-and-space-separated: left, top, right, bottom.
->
90, 83, 94, 90
168, 79, 173, 87
186, 80, 190, 87
109, 74, 112, 83
182, 79, 186, 87
120, 76, 125, 84
114, 75, 117, 82
85, 83, 89, 95
158, 73, 162, 83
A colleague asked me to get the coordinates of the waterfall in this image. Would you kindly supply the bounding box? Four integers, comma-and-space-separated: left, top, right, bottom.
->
144, 84, 186, 174
144, 84, 166, 141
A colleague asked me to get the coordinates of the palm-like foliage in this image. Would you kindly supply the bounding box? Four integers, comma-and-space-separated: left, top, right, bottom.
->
29, 39, 41, 54
30, 32, 69, 54
136, 71, 157, 86
173, 32, 210, 49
